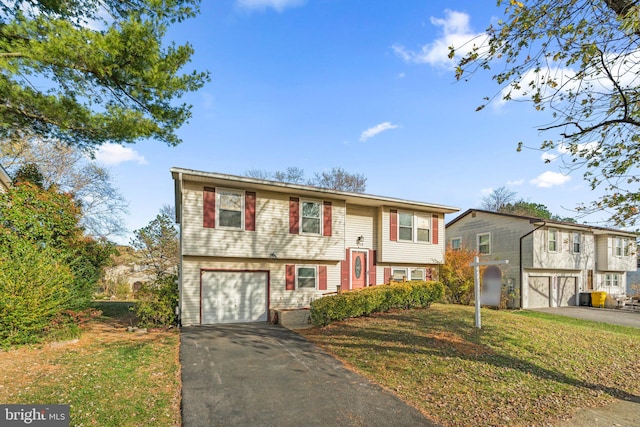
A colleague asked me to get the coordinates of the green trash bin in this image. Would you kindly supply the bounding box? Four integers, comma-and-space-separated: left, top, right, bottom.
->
590, 291, 606, 308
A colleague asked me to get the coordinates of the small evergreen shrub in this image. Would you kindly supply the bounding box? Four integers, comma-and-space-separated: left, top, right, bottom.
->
310, 280, 444, 326
132, 274, 178, 327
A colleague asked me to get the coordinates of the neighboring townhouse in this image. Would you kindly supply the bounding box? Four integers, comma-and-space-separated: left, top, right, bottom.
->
171, 168, 459, 325
0, 164, 10, 193
446, 209, 637, 309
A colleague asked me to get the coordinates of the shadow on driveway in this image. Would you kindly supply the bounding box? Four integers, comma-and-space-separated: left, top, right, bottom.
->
180, 323, 436, 427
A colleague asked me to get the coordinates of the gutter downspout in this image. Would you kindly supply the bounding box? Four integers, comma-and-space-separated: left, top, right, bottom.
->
519, 221, 546, 308
177, 172, 183, 327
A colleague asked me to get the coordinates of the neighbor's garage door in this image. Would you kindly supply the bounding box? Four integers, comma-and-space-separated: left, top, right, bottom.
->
201, 271, 268, 324
557, 277, 577, 307
528, 276, 550, 308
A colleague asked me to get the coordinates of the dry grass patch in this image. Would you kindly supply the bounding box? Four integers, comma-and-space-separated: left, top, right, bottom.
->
299, 304, 640, 427
0, 302, 180, 426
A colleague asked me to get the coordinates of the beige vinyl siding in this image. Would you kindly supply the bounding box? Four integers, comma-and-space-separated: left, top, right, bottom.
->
532, 229, 596, 271
379, 207, 445, 264
596, 235, 637, 272
345, 205, 377, 250
181, 256, 341, 326
180, 182, 345, 261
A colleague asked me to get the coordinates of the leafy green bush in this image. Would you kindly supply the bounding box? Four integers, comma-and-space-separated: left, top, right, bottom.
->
310, 281, 444, 326
0, 239, 76, 347
132, 274, 178, 327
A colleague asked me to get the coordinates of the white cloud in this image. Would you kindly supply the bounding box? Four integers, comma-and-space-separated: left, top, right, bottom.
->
529, 171, 570, 188
480, 187, 493, 195
236, 0, 306, 12
359, 122, 399, 142
506, 179, 524, 186
95, 144, 147, 166
541, 152, 558, 162
393, 10, 488, 68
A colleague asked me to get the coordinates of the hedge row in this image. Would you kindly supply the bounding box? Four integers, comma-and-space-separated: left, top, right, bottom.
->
310, 280, 444, 326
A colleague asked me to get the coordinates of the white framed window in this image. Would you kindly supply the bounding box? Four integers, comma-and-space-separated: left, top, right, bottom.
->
301, 200, 322, 235
548, 229, 558, 252
615, 237, 623, 256
572, 232, 581, 253
296, 266, 317, 289
391, 267, 425, 281
217, 188, 244, 229
450, 237, 462, 251
605, 273, 619, 287
477, 233, 490, 255
398, 212, 413, 241
397, 212, 431, 243
623, 238, 630, 256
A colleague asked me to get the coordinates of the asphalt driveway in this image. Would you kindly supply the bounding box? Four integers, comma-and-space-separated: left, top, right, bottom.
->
180, 323, 436, 427
530, 307, 640, 328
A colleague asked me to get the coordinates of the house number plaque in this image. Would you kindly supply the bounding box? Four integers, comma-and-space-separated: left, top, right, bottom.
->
355, 256, 362, 278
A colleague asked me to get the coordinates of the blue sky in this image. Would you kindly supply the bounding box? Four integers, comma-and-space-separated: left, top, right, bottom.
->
93, 0, 600, 243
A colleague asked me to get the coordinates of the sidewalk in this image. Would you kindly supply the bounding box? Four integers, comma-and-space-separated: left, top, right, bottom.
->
556, 399, 640, 426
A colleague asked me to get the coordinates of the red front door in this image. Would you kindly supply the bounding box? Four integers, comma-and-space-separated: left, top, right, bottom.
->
351, 251, 366, 289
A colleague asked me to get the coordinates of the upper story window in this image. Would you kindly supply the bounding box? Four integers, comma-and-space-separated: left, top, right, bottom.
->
572, 232, 581, 253
624, 239, 630, 256
301, 200, 321, 234
615, 237, 623, 256
477, 233, 490, 255
217, 189, 244, 229
450, 237, 462, 251
398, 211, 431, 243
548, 229, 558, 252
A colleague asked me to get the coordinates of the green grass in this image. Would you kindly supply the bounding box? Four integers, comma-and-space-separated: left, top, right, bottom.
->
300, 304, 640, 427
0, 302, 180, 426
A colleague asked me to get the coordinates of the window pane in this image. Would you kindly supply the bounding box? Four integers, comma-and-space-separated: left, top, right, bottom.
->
301, 218, 320, 234
219, 210, 241, 228
416, 215, 430, 229
417, 228, 430, 242
298, 278, 316, 288
302, 201, 320, 218
219, 192, 242, 211
399, 213, 413, 227
410, 268, 425, 280
298, 267, 315, 278
451, 238, 461, 250
399, 226, 412, 241
392, 269, 407, 280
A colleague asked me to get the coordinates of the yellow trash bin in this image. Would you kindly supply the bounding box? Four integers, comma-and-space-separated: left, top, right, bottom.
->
590, 291, 607, 308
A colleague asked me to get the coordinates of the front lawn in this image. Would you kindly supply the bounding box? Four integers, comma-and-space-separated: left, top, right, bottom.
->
0, 302, 180, 426
299, 304, 640, 427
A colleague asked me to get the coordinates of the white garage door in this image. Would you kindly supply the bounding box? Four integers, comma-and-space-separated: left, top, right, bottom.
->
557, 277, 577, 307
201, 271, 268, 324
528, 276, 550, 308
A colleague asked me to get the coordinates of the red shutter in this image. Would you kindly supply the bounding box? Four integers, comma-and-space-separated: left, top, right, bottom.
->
432, 214, 439, 244
384, 267, 391, 284
286, 264, 295, 291
323, 201, 332, 236
340, 248, 349, 290
390, 209, 398, 241
245, 191, 256, 231
318, 265, 327, 290
289, 197, 299, 234
368, 249, 376, 286
203, 187, 215, 228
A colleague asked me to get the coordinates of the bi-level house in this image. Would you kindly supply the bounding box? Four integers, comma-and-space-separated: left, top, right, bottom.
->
0, 164, 10, 193
446, 209, 637, 308
171, 168, 459, 325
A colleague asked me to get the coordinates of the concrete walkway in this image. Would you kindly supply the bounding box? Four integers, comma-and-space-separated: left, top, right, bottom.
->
530, 306, 640, 328
180, 323, 436, 427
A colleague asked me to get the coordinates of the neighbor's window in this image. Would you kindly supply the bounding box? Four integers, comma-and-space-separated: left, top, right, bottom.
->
548, 229, 558, 252
615, 237, 623, 256
296, 266, 317, 289
392, 268, 408, 281
605, 273, 619, 287
450, 237, 462, 251
398, 212, 413, 241
217, 189, 243, 229
572, 232, 581, 253
477, 233, 490, 255
410, 268, 425, 281
416, 214, 431, 243
301, 200, 321, 234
